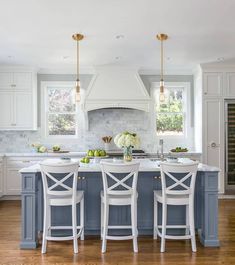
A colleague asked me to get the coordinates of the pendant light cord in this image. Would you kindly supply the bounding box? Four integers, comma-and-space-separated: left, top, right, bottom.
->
161, 39, 163, 81
77, 39, 79, 83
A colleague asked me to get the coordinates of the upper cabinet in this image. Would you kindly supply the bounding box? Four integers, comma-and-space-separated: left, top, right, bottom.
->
225, 72, 235, 98
0, 68, 37, 130
203, 72, 223, 97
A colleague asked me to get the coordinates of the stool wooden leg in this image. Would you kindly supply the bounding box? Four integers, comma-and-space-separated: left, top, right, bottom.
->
161, 203, 167, 253
189, 201, 197, 252
80, 197, 84, 241
131, 200, 138, 252
72, 203, 78, 254
186, 205, 189, 235
42, 203, 48, 254
101, 201, 104, 240
102, 203, 109, 253
153, 196, 158, 239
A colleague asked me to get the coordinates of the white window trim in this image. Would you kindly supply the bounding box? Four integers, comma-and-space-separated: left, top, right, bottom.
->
41, 81, 79, 142
152, 82, 191, 139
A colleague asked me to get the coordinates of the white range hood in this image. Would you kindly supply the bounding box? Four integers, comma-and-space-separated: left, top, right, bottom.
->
83, 66, 151, 112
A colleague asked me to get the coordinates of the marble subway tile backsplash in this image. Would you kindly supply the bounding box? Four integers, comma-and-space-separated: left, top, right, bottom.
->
0, 109, 156, 153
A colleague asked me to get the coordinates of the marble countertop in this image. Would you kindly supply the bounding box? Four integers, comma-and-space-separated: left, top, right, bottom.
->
19, 158, 219, 173
3, 151, 202, 157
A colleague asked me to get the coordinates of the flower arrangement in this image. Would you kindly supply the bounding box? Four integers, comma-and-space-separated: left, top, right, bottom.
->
31, 143, 47, 153
114, 131, 140, 149
114, 131, 140, 162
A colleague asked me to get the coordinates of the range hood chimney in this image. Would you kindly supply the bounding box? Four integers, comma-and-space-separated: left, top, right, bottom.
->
83, 66, 150, 112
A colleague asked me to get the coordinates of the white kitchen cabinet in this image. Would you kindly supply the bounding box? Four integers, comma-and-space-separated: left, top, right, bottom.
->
5, 157, 42, 195
0, 68, 37, 130
225, 72, 235, 98
203, 72, 223, 97
15, 93, 33, 129
0, 92, 13, 128
203, 98, 224, 192
0, 158, 3, 197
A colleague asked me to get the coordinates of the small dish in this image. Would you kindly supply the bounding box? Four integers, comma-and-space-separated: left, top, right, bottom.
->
166, 157, 178, 163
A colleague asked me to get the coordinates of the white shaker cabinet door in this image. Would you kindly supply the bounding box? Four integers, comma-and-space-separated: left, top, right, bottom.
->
0, 159, 3, 197
203, 98, 224, 192
13, 72, 32, 92
203, 72, 223, 97
5, 168, 21, 195
0, 92, 14, 128
15, 92, 33, 129
0, 72, 13, 91
226, 72, 235, 98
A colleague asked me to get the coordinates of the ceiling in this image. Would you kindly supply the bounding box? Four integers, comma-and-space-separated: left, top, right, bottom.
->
0, 0, 234, 73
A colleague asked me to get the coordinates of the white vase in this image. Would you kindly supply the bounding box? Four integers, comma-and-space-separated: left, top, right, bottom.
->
104, 143, 111, 151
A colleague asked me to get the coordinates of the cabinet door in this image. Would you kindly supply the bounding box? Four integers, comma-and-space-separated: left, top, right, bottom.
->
81, 172, 103, 230
0, 160, 3, 197
13, 72, 32, 92
5, 168, 21, 195
137, 173, 159, 229
203, 73, 223, 97
226, 73, 235, 97
0, 92, 13, 128
15, 92, 33, 129
0, 72, 13, 91
203, 98, 224, 192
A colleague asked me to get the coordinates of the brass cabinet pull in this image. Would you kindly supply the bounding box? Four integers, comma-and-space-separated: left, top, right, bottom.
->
22, 160, 30, 163
77, 176, 81, 180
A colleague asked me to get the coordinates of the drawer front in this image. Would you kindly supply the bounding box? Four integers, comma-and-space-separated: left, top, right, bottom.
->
7, 157, 43, 168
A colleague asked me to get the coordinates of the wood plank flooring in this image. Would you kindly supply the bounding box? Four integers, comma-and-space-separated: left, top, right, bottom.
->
0, 200, 234, 265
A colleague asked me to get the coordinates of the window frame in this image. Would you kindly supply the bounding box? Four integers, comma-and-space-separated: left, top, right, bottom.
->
153, 82, 191, 139
41, 81, 78, 141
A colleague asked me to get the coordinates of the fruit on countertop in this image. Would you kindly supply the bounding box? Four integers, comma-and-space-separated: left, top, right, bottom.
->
38, 146, 47, 153
171, 147, 188, 152
80, 157, 90, 164
52, 145, 61, 152
31, 143, 47, 153
87, 149, 107, 157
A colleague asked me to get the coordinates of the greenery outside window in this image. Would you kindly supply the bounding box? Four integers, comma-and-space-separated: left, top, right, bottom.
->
42, 82, 78, 138
155, 83, 189, 137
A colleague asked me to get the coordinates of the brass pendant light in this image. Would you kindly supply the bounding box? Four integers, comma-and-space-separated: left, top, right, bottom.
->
156, 33, 168, 102
72, 33, 84, 102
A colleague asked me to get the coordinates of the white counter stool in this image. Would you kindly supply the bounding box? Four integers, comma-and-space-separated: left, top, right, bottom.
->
40, 160, 84, 254
153, 162, 198, 252
100, 161, 140, 253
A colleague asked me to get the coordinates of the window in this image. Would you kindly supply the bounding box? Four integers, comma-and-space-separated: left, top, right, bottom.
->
155, 83, 190, 137
42, 82, 77, 138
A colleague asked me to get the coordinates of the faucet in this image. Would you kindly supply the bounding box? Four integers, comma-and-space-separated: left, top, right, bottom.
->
159, 139, 164, 161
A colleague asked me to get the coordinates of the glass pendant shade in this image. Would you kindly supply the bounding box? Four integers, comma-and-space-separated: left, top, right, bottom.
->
76, 79, 81, 101
159, 79, 165, 102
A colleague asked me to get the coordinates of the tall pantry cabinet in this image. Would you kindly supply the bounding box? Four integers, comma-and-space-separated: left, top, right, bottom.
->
195, 64, 235, 193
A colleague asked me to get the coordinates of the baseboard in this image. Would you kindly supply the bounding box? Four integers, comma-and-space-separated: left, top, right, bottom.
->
219, 194, 235, 199
0, 195, 21, 201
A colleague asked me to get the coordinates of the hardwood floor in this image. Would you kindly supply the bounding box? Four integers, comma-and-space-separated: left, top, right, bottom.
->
0, 200, 234, 265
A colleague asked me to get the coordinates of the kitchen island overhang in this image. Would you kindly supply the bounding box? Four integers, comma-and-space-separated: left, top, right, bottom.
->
19, 159, 220, 249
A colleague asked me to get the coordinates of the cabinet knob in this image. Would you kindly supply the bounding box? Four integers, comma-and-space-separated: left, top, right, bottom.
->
77, 176, 81, 180
11, 123, 16, 126
204, 92, 207, 95
82, 177, 85, 180
154, 176, 160, 179
210, 142, 217, 148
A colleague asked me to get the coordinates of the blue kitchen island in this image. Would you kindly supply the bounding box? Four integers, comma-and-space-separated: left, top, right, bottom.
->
19, 159, 220, 249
